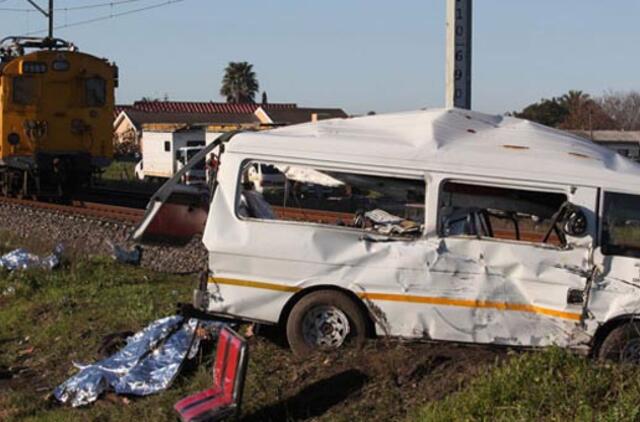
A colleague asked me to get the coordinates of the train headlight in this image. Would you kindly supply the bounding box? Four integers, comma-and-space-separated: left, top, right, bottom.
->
7, 133, 20, 146
20, 61, 47, 74
52, 59, 70, 71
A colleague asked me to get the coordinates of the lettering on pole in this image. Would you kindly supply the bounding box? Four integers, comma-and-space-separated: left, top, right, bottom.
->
446, 0, 472, 109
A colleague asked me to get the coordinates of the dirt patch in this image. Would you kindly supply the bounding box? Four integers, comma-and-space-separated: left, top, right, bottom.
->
240, 331, 505, 422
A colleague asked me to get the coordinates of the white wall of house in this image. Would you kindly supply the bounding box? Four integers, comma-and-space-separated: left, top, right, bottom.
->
595, 142, 640, 161
205, 131, 224, 145
140, 129, 206, 178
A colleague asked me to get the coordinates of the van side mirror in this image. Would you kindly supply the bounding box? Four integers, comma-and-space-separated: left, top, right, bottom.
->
561, 205, 588, 237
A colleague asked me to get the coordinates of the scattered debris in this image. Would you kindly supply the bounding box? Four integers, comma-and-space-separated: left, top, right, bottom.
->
107, 240, 142, 266
54, 315, 225, 407
0, 243, 63, 271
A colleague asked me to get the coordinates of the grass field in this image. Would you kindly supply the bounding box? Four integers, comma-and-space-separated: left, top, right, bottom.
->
101, 160, 137, 181
410, 349, 640, 421
3, 246, 640, 420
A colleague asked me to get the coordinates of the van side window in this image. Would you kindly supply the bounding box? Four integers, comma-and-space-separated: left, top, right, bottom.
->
602, 192, 640, 258
236, 161, 426, 238
438, 182, 567, 246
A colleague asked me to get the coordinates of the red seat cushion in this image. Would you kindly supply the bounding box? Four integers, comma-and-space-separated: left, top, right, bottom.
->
177, 393, 234, 422
174, 386, 223, 413
175, 327, 247, 422
213, 330, 231, 386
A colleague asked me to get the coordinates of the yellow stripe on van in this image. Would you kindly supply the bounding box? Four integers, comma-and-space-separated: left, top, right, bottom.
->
210, 277, 301, 293
208, 277, 582, 321
358, 292, 582, 321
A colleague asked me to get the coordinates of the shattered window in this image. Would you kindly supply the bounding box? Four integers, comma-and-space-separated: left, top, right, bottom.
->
438, 182, 567, 245
236, 161, 426, 238
602, 192, 640, 258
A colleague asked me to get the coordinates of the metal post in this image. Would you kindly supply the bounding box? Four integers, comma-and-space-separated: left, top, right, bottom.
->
48, 0, 53, 38
446, 0, 472, 109
25, 0, 54, 38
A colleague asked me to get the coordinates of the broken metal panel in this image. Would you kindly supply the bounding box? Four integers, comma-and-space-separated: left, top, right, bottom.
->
132, 132, 237, 244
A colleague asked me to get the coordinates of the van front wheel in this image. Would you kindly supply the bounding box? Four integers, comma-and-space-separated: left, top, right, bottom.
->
286, 290, 367, 357
598, 322, 640, 363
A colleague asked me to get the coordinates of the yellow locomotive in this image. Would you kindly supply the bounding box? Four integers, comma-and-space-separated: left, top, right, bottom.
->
0, 36, 117, 197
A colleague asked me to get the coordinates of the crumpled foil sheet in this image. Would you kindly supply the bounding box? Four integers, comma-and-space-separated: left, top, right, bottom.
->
0, 243, 63, 271
54, 315, 225, 407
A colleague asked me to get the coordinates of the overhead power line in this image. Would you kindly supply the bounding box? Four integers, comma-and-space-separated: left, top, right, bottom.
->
1, 0, 147, 12
23, 0, 185, 35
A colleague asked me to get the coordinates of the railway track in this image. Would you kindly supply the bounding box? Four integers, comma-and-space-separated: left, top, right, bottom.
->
76, 187, 153, 209
0, 196, 145, 224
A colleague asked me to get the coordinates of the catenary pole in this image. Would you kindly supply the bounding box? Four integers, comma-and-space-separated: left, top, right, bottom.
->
48, 0, 53, 38
445, 0, 472, 109
25, 0, 53, 38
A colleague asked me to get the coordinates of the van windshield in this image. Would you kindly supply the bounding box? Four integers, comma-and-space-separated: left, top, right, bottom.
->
602, 192, 640, 258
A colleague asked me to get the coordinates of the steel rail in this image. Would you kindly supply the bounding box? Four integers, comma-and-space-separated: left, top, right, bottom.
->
0, 196, 144, 223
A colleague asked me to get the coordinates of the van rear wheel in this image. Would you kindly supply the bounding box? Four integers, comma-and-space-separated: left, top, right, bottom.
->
286, 290, 367, 357
598, 322, 640, 363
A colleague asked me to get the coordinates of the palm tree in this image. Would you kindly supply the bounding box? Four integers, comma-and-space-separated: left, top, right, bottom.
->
559, 90, 591, 115
220, 62, 259, 103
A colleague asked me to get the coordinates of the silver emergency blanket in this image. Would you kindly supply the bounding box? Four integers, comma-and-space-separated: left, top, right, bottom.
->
0, 243, 63, 271
54, 315, 224, 407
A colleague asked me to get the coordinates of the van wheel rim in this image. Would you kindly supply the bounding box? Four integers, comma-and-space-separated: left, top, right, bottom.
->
621, 339, 640, 363
302, 306, 350, 349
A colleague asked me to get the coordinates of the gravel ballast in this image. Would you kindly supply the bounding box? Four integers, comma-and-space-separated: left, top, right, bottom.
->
0, 203, 207, 274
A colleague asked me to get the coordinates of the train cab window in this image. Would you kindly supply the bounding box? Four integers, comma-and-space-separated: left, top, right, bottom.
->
12, 76, 37, 105
85, 77, 106, 107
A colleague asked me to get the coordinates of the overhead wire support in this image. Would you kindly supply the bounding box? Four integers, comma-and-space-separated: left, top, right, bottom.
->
23, 0, 185, 36
2, 0, 146, 12
25, 0, 53, 38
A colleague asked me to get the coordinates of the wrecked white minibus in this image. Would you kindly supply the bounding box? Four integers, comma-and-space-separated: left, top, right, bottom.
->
134, 108, 640, 360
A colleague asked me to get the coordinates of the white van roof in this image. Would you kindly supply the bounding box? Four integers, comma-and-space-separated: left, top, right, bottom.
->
228, 108, 640, 191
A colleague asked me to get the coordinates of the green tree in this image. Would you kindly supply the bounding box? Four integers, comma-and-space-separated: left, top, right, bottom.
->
514, 90, 615, 130
220, 62, 259, 103
558, 90, 615, 130
513, 97, 568, 127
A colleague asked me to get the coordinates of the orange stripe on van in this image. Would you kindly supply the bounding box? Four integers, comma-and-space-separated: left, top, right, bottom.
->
209, 277, 581, 321
210, 277, 301, 293
358, 292, 582, 321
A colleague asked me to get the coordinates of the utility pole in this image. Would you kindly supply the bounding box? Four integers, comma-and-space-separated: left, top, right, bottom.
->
26, 0, 54, 39
445, 0, 472, 109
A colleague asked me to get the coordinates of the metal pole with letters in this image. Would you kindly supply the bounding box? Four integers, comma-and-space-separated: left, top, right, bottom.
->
445, 0, 472, 109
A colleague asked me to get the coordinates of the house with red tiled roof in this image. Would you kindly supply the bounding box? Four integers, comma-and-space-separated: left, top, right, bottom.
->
113, 101, 348, 147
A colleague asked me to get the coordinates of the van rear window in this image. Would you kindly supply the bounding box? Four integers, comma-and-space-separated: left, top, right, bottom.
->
602, 192, 640, 258
236, 161, 426, 238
